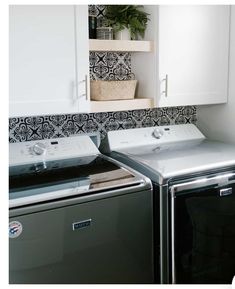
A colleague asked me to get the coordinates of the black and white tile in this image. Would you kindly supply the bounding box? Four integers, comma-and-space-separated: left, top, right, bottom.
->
89, 5, 106, 20
9, 107, 197, 142
90, 52, 133, 80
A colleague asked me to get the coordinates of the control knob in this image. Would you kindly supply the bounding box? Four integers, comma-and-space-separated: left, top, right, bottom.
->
153, 128, 164, 139
32, 143, 47, 155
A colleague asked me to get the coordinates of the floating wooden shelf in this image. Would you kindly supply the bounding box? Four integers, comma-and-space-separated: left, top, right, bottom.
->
91, 98, 153, 113
89, 39, 153, 52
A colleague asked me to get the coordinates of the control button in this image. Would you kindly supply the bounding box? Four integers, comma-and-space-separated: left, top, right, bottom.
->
153, 128, 164, 139
32, 143, 47, 155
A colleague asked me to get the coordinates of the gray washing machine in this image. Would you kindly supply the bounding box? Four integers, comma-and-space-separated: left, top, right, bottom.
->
9, 134, 154, 284
101, 124, 235, 284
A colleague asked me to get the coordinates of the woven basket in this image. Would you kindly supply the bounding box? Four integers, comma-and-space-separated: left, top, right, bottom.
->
90, 80, 137, 101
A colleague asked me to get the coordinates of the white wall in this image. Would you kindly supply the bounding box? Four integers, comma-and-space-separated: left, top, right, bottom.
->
197, 5, 235, 144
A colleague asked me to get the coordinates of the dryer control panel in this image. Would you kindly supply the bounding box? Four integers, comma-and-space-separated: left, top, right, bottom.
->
104, 124, 205, 152
9, 135, 100, 166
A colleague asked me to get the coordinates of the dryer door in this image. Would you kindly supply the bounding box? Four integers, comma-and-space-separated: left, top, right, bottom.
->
170, 173, 235, 284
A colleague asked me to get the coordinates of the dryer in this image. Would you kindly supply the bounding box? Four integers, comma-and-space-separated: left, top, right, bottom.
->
101, 124, 235, 284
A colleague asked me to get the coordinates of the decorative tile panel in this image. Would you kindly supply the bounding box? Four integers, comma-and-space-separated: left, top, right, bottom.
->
9, 106, 197, 143
90, 52, 134, 80
89, 5, 106, 19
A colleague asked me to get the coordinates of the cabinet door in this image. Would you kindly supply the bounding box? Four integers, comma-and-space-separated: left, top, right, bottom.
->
74, 6, 90, 113
158, 6, 230, 107
9, 5, 89, 117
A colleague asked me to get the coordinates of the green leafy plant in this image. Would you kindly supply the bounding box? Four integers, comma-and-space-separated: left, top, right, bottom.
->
104, 5, 150, 40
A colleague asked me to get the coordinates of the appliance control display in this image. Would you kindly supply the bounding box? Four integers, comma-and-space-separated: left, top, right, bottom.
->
9, 135, 100, 166
106, 124, 206, 151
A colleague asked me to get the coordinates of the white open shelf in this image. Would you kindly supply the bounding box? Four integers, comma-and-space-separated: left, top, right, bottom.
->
91, 98, 153, 113
89, 39, 153, 52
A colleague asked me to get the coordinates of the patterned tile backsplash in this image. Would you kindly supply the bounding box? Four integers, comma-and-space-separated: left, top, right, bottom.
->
9, 107, 197, 143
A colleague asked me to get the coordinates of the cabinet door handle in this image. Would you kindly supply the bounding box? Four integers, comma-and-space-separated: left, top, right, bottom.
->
84, 74, 88, 101
78, 75, 88, 100
162, 74, 168, 97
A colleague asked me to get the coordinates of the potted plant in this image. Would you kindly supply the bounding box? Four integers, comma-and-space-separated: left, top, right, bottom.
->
104, 5, 149, 40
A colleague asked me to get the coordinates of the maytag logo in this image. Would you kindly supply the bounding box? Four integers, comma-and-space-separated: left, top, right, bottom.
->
72, 219, 92, 231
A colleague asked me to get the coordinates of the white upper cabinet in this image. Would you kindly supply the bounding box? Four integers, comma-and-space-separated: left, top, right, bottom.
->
9, 5, 89, 117
9, 5, 231, 116
157, 5, 230, 107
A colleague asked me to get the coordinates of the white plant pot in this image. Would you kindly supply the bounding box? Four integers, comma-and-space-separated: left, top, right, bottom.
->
115, 28, 131, 40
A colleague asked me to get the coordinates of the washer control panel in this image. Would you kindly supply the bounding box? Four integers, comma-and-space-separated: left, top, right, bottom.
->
9, 135, 100, 166
105, 124, 206, 151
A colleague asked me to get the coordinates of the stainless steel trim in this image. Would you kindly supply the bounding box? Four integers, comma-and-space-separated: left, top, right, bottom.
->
10, 180, 151, 217
100, 154, 153, 190
9, 179, 145, 209
160, 187, 163, 283
171, 189, 176, 284
160, 185, 170, 284
170, 172, 235, 196
9, 187, 88, 209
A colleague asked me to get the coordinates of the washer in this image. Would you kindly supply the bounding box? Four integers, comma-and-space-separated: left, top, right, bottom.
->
9, 134, 154, 284
101, 124, 235, 284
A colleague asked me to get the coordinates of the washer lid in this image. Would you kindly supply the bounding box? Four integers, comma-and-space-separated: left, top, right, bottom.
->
9, 155, 143, 208
113, 139, 235, 184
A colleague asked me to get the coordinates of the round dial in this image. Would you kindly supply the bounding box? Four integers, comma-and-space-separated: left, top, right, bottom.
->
32, 143, 47, 155
153, 128, 164, 139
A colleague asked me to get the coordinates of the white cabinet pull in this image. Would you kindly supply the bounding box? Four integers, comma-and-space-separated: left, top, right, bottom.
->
78, 74, 88, 100
73, 75, 88, 102
162, 74, 168, 97
84, 74, 88, 101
